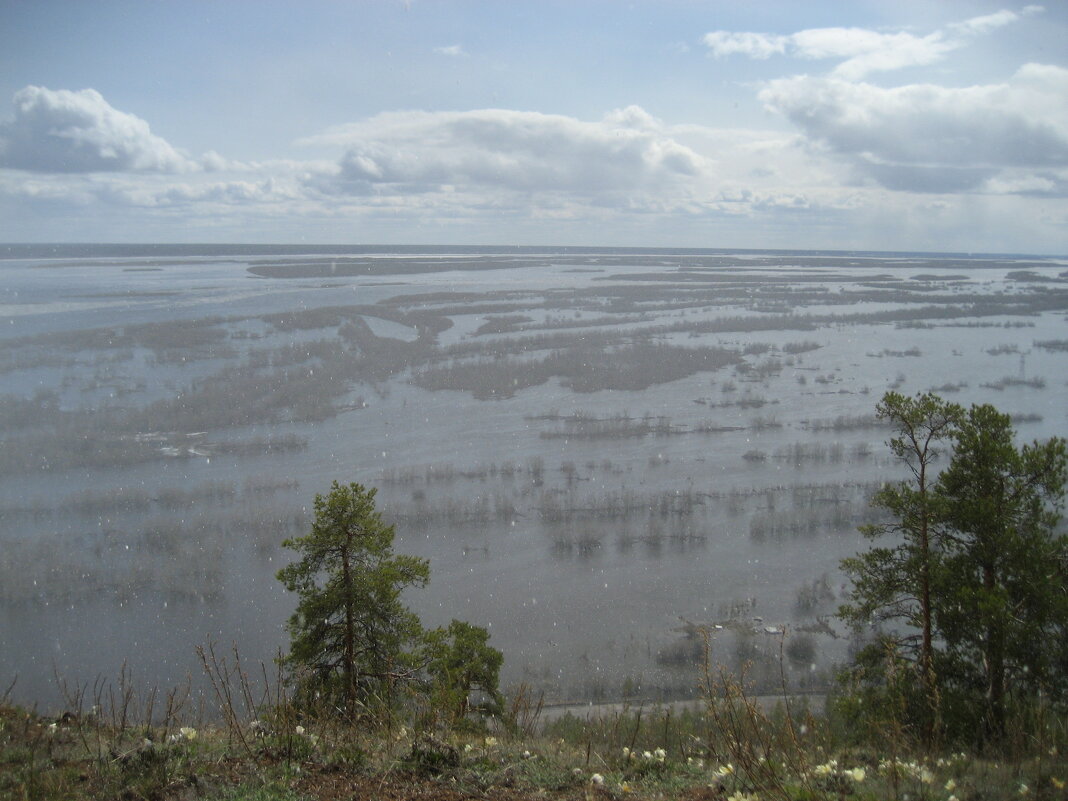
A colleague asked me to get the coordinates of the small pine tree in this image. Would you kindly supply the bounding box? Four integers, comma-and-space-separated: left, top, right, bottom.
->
277, 481, 429, 718
424, 619, 504, 726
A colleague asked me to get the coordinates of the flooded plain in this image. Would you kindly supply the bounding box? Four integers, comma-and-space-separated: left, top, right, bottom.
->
1, 245, 1066, 709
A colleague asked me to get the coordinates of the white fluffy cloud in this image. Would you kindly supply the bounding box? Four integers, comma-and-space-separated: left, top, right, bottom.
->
703, 28, 955, 79
759, 64, 1068, 193
703, 7, 1041, 79
0, 86, 196, 173
949, 6, 1043, 35
302, 106, 708, 198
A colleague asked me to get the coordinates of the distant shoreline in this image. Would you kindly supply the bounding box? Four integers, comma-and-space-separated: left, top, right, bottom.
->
1, 243, 1064, 261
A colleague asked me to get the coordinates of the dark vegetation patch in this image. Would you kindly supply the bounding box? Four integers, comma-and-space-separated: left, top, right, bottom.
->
980, 376, 1047, 390
413, 344, 742, 399
1006, 269, 1065, 282
247, 256, 553, 278
530, 411, 745, 440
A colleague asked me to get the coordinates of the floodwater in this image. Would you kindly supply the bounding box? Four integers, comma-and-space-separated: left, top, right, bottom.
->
1, 245, 1065, 710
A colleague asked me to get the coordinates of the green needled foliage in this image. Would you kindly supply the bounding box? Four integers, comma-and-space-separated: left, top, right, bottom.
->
838, 391, 962, 746
424, 620, 505, 726
839, 393, 1068, 749
935, 404, 1068, 743
277, 481, 429, 719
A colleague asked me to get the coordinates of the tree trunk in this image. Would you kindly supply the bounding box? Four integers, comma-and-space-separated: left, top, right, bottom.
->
917, 461, 940, 749
342, 533, 356, 714
984, 560, 1006, 742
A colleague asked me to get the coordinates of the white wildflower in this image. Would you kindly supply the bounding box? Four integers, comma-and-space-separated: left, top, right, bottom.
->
654, 747, 667, 762
591, 773, 604, 785
295, 725, 305, 736
179, 727, 197, 741
847, 767, 866, 782
945, 778, 957, 791
484, 736, 497, 748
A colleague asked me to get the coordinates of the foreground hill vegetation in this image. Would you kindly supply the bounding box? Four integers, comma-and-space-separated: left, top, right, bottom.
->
3, 393, 1067, 800
4, 658, 1068, 801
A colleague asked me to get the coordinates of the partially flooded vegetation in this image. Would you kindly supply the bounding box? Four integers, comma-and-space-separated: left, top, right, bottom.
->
2, 245, 1067, 712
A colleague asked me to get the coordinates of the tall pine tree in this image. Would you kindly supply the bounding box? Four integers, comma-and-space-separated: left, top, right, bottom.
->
277, 481, 429, 717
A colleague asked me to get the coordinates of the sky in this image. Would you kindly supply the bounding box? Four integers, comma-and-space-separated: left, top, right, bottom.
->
1, 0, 1066, 253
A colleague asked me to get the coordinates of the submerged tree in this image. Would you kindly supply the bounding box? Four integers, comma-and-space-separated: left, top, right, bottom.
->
839, 391, 961, 744
277, 481, 430, 717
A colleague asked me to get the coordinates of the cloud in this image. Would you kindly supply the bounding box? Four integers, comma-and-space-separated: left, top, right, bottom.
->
949, 9, 1020, 35
702, 31, 787, 60
702, 27, 955, 78
433, 44, 466, 57
796, 29, 955, 80
759, 64, 1068, 193
0, 86, 196, 173
949, 6, 1042, 36
703, 8, 1034, 79
302, 106, 708, 198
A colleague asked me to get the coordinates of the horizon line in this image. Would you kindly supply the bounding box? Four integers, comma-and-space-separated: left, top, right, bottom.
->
1, 242, 1064, 260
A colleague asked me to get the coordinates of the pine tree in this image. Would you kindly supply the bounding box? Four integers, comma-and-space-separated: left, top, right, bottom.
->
277, 481, 430, 717
841, 396, 1068, 746
424, 619, 504, 725
838, 391, 961, 744
934, 404, 1067, 741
